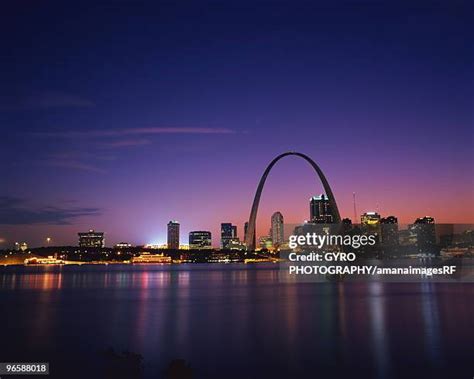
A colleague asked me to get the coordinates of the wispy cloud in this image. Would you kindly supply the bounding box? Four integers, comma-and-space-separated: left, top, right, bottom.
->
0, 196, 101, 225
100, 138, 152, 148
29, 127, 237, 171
36, 127, 237, 138
38, 152, 113, 174
42, 160, 107, 174
0, 90, 94, 110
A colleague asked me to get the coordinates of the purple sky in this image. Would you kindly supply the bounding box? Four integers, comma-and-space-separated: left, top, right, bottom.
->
0, 1, 473, 247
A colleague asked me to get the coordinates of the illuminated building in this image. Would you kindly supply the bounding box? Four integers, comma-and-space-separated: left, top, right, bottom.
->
227, 240, 246, 251
221, 223, 237, 249
310, 194, 333, 223
189, 231, 212, 250
361, 212, 381, 227
114, 242, 132, 249
361, 212, 381, 241
270, 211, 284, 247
144, 243, 167, 249
78, 229, 105, 248
14, 241, 28, 252
24, 256, 64, 265
132, 252, 172, 263
258, 236, 273, 250
167, 221, 180, 250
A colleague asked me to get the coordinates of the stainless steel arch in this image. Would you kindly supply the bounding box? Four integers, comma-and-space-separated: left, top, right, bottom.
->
245, 152, 341, 251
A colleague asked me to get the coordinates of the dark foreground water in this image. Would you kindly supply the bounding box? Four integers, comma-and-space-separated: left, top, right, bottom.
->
0, 264, 472, 379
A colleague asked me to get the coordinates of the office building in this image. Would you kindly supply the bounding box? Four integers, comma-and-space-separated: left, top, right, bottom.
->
412, 216, 436, 253
310, 194, 333, 223
167, 221, 180, 250
78, 229, 105, 248
270, 211, 284, 247
221, 223, 237, 249
361, 212, 381, 228
115, 242, 132, 249
258, 236, 273, 250
189, 231, 212, 250
380, 216, 399, 248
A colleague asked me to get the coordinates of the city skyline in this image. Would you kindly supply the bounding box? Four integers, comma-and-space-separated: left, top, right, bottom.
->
1, 147, 473, 247
1, 2, 473, 247
3, 205, 461, 250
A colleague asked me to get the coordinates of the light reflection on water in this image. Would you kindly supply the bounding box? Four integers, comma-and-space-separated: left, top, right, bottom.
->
0, 264, 472, 379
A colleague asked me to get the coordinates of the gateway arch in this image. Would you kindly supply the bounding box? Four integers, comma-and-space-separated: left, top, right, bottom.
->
245, 152, 341, 251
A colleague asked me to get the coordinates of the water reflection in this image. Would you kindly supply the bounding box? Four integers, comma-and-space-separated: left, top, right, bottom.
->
421, 282, 442, 366
0, 265, 472, 379
368, 282, 390, 379
1, 271, 63, 290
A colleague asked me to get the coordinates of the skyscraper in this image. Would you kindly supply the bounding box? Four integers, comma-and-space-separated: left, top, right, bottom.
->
189, 231, 212, 250
361, 212, 381, 239
78, 229, 105, 248
221, 223, 237, 249
380, 216, 399, 248
270, 211, 284, 247
361, 212, 381, 227
167, 221, 180, 250
412, 216, 436, 253
310, 194, 333, 223
414, 216, 435, 225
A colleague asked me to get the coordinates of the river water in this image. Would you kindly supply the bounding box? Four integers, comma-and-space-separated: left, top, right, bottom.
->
0, 263, 472, 378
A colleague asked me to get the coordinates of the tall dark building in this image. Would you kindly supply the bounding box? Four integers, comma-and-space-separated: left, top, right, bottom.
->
310, 194, 333, 223
270, 212, 284, 247
412, 216, 436, 253
189, 231, 212, 250
380, 216, 399, 248
341, 218, 353, 234
221, 223, 237, 249
415, 216, 435, 225
167, 221, 180, 250
78, 229, 105, 248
